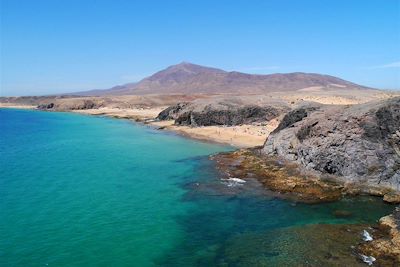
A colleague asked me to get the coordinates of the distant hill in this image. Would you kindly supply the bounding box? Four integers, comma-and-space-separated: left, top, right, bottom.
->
76, 62, 373, 96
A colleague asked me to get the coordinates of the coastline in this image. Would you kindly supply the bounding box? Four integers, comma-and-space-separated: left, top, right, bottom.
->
73, 107, 277, 148
0, 104, 270, 148
2, 103, 399, 265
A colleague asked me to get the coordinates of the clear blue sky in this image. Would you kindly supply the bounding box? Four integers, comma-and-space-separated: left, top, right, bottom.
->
1, 0, 399, 96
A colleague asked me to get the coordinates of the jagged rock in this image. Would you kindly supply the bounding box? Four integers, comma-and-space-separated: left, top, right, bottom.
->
156, 102, 190, 120
272, 104, 319, 133
212, 149, 347, 203
37, 99, 103, 111
263, 97, 400, 192
157, 98, 290, 126
37, 103, 54, 110
175, 105, 282, 126
383, 192, 400, 204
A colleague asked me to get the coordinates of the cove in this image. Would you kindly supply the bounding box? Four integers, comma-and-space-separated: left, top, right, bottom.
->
0, 109, 394, 266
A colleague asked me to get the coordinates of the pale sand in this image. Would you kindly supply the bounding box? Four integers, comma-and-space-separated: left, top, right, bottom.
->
72, 107, 167, 120
278, 90, 397, 105
150, 119, 280, 148
0, 104, 37, 109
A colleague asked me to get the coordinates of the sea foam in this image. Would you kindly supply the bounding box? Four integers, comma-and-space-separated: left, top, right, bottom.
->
362, 230, 373, 241
222, 177, 246, 187
360, 254, 376, 266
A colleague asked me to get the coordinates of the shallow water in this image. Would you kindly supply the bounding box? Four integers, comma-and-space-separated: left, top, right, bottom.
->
0, 109, 394, 266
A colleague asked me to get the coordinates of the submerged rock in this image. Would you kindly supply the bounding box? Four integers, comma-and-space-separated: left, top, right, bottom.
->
333, 210, 353, 218
222, 223, 369, 266
212, 149, 346, 203
212, 148, 400, 204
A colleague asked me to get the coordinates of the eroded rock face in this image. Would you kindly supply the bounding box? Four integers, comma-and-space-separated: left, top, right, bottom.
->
263, 97, 400, 192
37, 103, 55, 110
156, 102, 190, 120
37, 99, 103, 111
175, 105, 282, 126
157, 99, 289, 126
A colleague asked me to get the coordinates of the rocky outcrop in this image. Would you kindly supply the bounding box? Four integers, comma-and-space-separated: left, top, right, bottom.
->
37, 103, 55, 110
358, 207, 400, 266
175, 105, 283, 126
212, 149, 347, 203
157, 98, 289, 126
156, 102, 190, 120
37, 99, 103, 111
263, 97, 400, 194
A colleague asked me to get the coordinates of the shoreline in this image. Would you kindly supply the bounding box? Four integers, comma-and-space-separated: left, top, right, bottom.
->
0, 105, 270, 148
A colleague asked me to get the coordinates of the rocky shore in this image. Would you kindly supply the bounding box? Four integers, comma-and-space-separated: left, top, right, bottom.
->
213, 149, 400, 204
263, 97, 400, 194
212, 148, 400, 265
357, 207, 400, 266
209, 96, 400, 266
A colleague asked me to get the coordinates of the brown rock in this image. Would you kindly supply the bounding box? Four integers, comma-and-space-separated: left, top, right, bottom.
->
383, 192, 400, 204
212, 149, 346, 203
358, 208, 400, 266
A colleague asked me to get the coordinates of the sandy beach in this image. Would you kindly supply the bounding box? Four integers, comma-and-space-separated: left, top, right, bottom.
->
0, 103, 37, 109
150, 120, 280, 148
72, 107, 167, 121
0, 104, 279, 148
75, 107, 281, 148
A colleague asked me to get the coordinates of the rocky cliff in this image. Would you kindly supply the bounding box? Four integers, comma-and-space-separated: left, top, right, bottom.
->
157, 97, 290, 126
263, 97, 400, 192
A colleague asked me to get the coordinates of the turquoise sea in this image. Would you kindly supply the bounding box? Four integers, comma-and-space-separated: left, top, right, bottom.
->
0, 109, 394, 266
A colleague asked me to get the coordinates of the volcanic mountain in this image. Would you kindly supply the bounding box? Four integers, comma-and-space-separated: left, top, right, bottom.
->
77, 62, 372, 96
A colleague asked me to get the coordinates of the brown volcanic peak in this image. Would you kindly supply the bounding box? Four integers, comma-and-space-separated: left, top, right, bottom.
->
77, 62, 373, 96
147, 61, 226, 82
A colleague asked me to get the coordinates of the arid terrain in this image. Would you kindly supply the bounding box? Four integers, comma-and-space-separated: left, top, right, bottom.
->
2, 62, 400, 264
1, 62, 398, 148
1, 88, 397, 147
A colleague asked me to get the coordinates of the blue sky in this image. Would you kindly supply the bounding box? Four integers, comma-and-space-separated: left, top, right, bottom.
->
1, 0, 399, 96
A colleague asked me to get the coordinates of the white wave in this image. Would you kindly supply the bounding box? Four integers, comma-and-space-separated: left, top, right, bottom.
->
362, 230, 373, 242
221, 177, 246, 187
227, 178, 246, 183
360, 254, 376, 266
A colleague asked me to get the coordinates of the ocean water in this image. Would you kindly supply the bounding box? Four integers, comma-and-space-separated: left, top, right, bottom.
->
0, 109, 394, 267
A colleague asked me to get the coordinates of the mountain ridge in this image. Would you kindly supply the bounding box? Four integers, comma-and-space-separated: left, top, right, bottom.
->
75, 62, 373, 96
